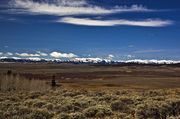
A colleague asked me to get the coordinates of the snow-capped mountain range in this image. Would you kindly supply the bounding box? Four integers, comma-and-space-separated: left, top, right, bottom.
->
0, 57, 180, 65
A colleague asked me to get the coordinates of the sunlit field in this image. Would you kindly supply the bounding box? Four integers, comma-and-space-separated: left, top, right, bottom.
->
0, 63, 180, 119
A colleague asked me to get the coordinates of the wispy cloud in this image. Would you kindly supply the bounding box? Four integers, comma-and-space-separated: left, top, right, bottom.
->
57, 17, 173, 27
128, 45, 134, 48
7, 0, 173, 28
0, 16, 17, 21
9, 0, 154, 16
50, 51, 77, 58
134, 49, 164, 53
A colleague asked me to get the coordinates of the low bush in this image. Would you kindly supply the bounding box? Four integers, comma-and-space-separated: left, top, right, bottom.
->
135, 99, 180, 119
43, 103, 54, 110
29, 109, 54, 119
110, 100, 129, 112
135, 103, 161, 119
57, 113, 70, 119
69, 112, 85, 119
83, 105, 112, 118
0, 111, 5, 119
167, 115, 180, 119
0, 87, 179, 119
32, 100, 47, 108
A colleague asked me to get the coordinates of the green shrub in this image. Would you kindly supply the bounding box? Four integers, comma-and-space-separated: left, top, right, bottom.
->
83, 105, 112, 118
0, 111, 5, 119
115, 112, 129, 119
43, 103, 54, 110
24, 99, 47, 108
167, 115, 180, 119
24, 99, 34, 107
0, 101, 12, 111
30, 109, 53, 119
55, 98, 91, 113
33, 100, 47, 108
115, 90, 129, 95
135, 103, 161, 119
63, 91, 81, 97
13, 106, 32, 116
58, 113, 70, 119
97, 94, 117, 103
167, 99, 180, 116
58, 103, 80, 113
124, 115, 133, 119
28, 92, 43, 99
110, 100, 129, 112
0, 87, 179, 119
119, 96, 134, 105
69, 112, 85, 119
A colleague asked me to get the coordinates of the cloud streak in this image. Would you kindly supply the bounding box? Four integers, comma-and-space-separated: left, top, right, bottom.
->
8, 0, 173, 28
57, 17, 173, 27
10, 0, 154, 16
134, 49, 164, 53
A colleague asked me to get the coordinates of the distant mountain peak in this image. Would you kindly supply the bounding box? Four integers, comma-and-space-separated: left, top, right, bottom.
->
0, 57, 180, 65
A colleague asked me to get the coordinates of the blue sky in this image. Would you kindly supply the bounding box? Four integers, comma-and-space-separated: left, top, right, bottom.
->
0, 0, 180, 60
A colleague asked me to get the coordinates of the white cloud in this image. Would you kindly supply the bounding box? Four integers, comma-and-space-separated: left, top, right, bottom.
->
108, 54, 114, 58
107, 54, 114, 60
37, 51, 48, 56
9, 0, 172, 28
127, 55, 132, 58
50, 51, 77, 58
126, 55, 135, 59
26, 57, 42, 61
4, 52, 13, 56
7, 52, 13, 56
0, 52, 3, 55
16, 53, 40, 57
10, 0, 153, 16
58, 17, 173, 27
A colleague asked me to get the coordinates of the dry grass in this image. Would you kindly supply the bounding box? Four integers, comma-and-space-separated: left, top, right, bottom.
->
0, 73, 51, 92
0, 63, 180, 119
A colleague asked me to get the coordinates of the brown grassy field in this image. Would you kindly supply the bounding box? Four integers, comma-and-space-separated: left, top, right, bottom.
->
0, 63, 180, 119
0, 63, 180, 89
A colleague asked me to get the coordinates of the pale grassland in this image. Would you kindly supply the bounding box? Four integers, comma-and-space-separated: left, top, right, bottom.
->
0, 73, 180, 119
0, 65, 180, 119
0, 73, 51, 92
